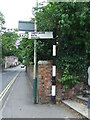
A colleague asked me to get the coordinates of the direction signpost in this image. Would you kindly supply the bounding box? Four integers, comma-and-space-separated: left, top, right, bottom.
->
18, 32, 53, 39
18, 21, 56, 104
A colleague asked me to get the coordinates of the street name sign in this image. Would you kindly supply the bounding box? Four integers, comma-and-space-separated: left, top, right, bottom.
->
18, 21, 35, 32
29, 32, 53, 39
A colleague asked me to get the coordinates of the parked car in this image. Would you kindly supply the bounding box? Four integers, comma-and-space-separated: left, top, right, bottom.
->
21, 64, 24, 68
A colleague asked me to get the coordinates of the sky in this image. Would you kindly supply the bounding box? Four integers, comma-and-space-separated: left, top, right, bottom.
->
0, 0, 47, 29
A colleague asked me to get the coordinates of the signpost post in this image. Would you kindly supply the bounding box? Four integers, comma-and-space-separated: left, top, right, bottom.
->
18, 25, 56, 105
88, 66, 90, 109
33, 19, 37, 104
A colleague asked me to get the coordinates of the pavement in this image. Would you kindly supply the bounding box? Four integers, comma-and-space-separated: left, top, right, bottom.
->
62, 99, 89, 119
0, 66, 82, 118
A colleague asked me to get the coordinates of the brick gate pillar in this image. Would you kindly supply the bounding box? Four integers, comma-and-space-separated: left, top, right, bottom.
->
38, 61, 52, 103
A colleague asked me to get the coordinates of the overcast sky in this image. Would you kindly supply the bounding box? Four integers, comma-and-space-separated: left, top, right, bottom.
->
0, 0, 47, 29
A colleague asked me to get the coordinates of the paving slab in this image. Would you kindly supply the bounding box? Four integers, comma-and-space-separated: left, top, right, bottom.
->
77, 95, 88, 102
62, 99, 90, 119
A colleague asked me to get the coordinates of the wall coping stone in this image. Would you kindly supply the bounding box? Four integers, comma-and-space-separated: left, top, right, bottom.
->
38, 61, 52, 65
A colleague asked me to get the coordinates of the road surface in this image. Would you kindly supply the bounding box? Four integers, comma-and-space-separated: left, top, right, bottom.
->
0, 66, 25, 109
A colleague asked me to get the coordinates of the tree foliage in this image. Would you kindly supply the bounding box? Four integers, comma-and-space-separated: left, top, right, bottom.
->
0, 12, 19, 65
34, 2, 90, 87
0, 11, 5, 25
17, 38, 34, 65
18, 2, 90, 87
1, 31, 18, 60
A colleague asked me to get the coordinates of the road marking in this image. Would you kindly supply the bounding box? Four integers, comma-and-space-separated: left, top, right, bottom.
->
0, 72, 20, 102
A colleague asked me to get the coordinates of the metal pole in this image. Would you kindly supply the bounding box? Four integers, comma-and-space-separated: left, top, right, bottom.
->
33, 40, 37, 104
51, 28, 56, 104
33, 0, 38, 104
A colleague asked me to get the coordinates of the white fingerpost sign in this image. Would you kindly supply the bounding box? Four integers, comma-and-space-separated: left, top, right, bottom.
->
29, 32, 53, 39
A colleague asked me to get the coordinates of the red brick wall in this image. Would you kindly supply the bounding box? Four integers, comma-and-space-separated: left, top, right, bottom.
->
26, 61, 84, 104
26, 63, 34, 86
38, 61, 52, 103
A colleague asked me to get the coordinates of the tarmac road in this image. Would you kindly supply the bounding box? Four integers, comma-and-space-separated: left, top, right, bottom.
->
0, 65, 25, 110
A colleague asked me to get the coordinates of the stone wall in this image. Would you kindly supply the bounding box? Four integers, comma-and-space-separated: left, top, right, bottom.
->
56, 80, 84, 102
56, 69, 84, 102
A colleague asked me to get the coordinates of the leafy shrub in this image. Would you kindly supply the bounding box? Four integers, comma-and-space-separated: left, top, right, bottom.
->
58, 65, 79, 89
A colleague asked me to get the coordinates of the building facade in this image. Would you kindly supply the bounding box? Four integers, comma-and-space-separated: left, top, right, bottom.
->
5, 56, 18, 68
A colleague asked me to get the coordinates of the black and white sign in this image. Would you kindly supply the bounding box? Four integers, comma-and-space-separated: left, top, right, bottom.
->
29, 32, 53, 39
19, 33, 28, 38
